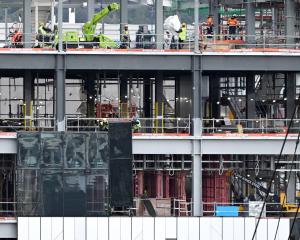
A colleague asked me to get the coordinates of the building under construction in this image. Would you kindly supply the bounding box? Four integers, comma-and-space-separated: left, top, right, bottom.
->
0, 0, 300, 239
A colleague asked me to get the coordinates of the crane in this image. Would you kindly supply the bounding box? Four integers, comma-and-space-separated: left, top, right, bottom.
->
82, 2, 120, 48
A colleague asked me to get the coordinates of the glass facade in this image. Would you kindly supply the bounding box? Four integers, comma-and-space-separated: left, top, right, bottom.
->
16, 132, 109, 217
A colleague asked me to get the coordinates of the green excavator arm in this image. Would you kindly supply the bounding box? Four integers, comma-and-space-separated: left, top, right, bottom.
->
83, 2, 119, 42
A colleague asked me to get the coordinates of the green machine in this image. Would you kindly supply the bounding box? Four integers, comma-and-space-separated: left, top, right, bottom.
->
55, 2, 120, 49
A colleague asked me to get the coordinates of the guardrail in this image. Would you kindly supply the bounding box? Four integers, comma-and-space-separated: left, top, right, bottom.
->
3, 31, 300, 51
0, 117, 55, 132
203, 118, 300, 134
65, 117, 191, 134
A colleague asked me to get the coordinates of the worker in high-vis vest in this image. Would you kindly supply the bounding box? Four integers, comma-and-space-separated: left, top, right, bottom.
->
178, 23, 187, 49
121, 24, 130, 49
227, 14, 238, 39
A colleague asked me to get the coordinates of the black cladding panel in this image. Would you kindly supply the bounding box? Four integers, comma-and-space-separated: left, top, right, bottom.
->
17, 132, 40, 168
108, 122, 133, 207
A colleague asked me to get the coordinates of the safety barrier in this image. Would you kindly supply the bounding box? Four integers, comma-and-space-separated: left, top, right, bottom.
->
0, 117, 55, 131
65, 117, 191, 134
203, 118, 300, 134
3, 31, 300, 52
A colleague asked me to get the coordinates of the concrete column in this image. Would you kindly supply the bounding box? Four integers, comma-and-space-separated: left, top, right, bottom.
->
120, 0, 128, 34
246, 74, 256, 120
285, 0, 296, 46
155, 0, 164, 49
286, 73, 296, 119
23, 71, 34, 118
87, 0, 95, 20
143, 78, 152, 118
155, 72, 164, 117
23, 0, 32, 48
209, 0, 219, 35
55, 56, 65, 131
58, 0, 63, 52
246, 0, 256, 45
192, 56, 203, 216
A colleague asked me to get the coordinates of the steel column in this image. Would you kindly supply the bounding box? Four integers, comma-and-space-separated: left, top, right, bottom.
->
55, 55, 65, 131
192, 56, 203, 216
246, 74, 256, 120
287, 172, 296, 203
58, 0, 63, 52
209, 74, 220, 118
120, 0, 128, 32
23, 0, 32, 48
143, 78, 152, 118
285, 0, 296, 46
210, 0, 219, 35
87, 0, 95, 20
155, 72, 164, 117
155, 0, 164, 49
4, 8, 8, 45
194, 0, 200, 52
246, 0, 255, 44
286, 73, 296, 119
23, 71, 34, 118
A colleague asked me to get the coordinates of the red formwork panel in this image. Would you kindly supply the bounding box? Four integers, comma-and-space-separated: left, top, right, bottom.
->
203, 172, 230, 215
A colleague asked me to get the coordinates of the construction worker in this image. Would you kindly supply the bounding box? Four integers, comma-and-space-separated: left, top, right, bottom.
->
178, 23, 187, 49
227, 14, 238, 40
206, 15, 214, 37
121, 24, 130, 49
132, 117, 141, 133
37, 22, 52, 46
99, 118, 108, 131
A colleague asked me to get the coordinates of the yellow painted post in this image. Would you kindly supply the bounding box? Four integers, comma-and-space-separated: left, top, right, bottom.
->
30, 101, 33, 130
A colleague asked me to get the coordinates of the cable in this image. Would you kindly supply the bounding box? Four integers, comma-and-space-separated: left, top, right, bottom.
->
273, 129, 300, 240
251, 103, 299, 240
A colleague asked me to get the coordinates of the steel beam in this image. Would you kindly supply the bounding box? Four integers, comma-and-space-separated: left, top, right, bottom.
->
55, 55, 65, 131
155, 0, 164, 50
23, 0, 32, 48
192, 56, 203, 216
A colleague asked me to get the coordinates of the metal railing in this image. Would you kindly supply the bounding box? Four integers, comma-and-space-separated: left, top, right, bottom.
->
4, 31, 300, 51
0, 117, 55, 132
203, 118, 300, 134
65, 117, 191, 134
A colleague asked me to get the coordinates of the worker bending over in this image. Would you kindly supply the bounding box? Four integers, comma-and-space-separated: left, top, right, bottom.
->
227, 15, 238, 40
121, 24, 130, 49
178, 23, 187, 49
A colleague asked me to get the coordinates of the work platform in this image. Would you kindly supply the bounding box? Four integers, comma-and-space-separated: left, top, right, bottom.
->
0, 132, 299, 155
1, 48, 300, 72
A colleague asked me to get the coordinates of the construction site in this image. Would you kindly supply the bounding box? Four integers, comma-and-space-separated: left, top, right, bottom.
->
1, 0, 300, 239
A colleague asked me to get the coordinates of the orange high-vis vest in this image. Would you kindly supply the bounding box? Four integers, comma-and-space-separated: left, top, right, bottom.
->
227, 18, 238, 26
